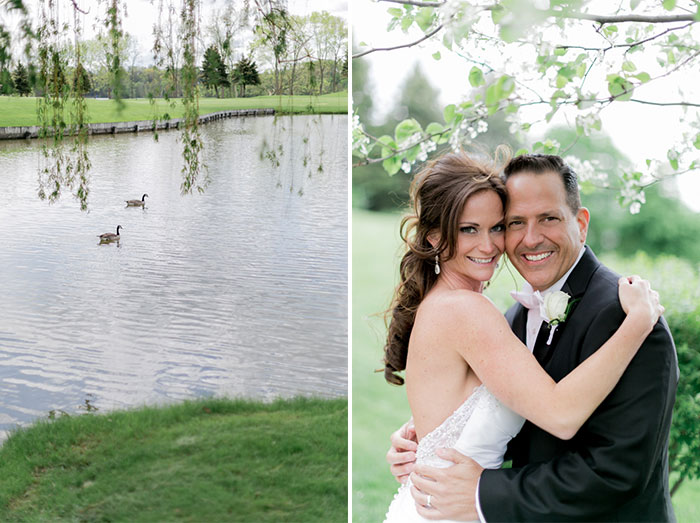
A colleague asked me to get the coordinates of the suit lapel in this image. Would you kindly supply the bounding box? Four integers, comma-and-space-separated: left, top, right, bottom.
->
510, 305, 528, 346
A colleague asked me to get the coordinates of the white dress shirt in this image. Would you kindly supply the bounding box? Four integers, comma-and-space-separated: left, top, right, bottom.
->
474, 247, 585, 522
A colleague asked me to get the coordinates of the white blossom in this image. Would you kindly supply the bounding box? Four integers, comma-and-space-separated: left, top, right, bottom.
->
352, 113, 371, 157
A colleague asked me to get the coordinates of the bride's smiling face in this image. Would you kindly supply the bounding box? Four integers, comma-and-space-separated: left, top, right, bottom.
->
437, 190, 505, 287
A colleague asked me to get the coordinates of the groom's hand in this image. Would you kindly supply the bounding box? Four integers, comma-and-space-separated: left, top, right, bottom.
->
386, 420, 418, 484
410, 448, 483, 521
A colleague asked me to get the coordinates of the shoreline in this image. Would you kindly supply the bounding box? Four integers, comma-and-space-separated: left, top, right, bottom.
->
0, 108, 276, 140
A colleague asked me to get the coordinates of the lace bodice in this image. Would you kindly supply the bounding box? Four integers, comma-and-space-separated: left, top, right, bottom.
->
384, 385, 525, 523
416, 385, 493, 466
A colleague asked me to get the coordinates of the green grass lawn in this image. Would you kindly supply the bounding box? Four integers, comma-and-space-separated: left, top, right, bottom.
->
0, 91, 348, 127
351, 208, 699, 522
0, 396, 347, 522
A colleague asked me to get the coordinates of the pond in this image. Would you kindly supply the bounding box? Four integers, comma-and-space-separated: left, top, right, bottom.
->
0, 114, 348, 441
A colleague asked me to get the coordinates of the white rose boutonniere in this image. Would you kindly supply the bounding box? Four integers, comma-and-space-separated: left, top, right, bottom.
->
540, 291, 577, 345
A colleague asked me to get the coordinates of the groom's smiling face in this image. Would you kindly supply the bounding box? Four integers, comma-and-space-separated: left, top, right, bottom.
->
504, 170, 589, 291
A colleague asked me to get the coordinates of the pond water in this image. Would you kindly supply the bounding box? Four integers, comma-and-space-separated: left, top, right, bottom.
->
0, 114, 348, 441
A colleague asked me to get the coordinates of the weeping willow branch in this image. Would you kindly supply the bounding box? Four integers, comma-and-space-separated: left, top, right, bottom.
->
179, 0, 208, 195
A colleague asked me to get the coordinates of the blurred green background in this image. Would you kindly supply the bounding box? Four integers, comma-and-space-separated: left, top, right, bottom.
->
352, 59, 700, 522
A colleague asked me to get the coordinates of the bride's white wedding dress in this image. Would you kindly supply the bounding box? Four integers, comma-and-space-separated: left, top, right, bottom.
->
384, 384, 526, 522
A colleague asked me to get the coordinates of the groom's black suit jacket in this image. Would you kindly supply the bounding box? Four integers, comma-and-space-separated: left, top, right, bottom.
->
479, 246, 678, 522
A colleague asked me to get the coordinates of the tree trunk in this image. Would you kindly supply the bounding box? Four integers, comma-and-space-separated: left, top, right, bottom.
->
317, 59, 324, 95
331, 58, 337, 92
290, 62, 296, 97
670, 476, 684, 497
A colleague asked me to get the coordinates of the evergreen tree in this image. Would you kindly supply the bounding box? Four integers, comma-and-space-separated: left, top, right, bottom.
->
0, 68, 13, 95
201, 45, 228, 98
72, 62, 91, 95
12, 62, 31, 95
232, 56, 260, 98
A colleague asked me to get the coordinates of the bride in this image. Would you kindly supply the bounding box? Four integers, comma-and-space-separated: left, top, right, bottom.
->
381, 150, 663, 522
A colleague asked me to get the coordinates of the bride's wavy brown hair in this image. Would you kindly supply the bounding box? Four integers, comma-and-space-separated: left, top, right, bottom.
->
383, 148, 509, 385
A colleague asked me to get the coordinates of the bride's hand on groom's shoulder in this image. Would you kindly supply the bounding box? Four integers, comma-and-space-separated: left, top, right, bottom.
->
387, 420, 418, 484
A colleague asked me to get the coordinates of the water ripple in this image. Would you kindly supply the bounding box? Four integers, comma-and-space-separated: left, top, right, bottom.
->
0, 114, 347, 440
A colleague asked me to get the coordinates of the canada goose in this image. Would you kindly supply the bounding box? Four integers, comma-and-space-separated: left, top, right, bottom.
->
99, 225, 123, 242
126, 193, 148, 206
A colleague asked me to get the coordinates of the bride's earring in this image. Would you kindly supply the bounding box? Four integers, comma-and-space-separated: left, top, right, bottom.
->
434, 255, 440, 275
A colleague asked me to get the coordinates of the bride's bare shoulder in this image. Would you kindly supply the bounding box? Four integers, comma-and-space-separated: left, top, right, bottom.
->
417, 289, 500, 330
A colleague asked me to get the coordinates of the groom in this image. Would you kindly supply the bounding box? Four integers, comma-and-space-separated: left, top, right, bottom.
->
387, 154, 678, 521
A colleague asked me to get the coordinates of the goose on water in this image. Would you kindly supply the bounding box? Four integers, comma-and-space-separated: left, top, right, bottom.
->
99, 225, 123, 242
126, 193, 148, 206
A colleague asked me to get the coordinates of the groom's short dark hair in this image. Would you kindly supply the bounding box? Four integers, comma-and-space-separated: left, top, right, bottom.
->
504, 154, 581, 213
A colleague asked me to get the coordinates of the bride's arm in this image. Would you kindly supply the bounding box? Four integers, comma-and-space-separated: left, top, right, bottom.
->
419, 277, 662, 440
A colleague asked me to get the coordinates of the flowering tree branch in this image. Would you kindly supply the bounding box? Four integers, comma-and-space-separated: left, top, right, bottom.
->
352, 24, 443, 59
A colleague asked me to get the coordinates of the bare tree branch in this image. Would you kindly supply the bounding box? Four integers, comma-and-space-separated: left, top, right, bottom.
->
70, 0, 89, 15
629, 99, 700, 107
563, 12, 697, 24
352, 24, 443, 59
378, 0, 445, 7
557, 23, 694, 52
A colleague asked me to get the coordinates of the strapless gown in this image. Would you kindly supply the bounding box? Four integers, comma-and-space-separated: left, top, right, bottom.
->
384, 385, 525, 522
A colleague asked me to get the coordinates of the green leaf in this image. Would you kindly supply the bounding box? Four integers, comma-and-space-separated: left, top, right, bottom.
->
400, 15, 414, 32
667, 49, 677, 64
498, 75, 515, 97
667, 149, 679, 170
554, 48, 567, 56
662, 0, 676, 10
415, 7, 434, 32
383, 156, 402, 176
635, 72, 651, 83
469, 66, 485, 87
406, 144, 421, 163
394, 119, 422, 144
630, 0, 642, 9
387, 7, 403, 17
694, 133, 700, 150
607, 75, 634, 101
514, 148, 529, 156
426, 122, 445, 142
622, 60, 637, 72
485, 84, 500, 110
491, 4, 507, 24
602, 25, 618, 37
559, 66, 575, 79
432, 51, 441, 60
556, 74, 569, 88
443, 104, 456, 124
442, 32, 453, 50
505, 103, 519, 114
542, 138, 560, 154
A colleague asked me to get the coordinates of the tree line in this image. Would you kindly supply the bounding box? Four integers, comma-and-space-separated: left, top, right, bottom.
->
0, 6, 347, 100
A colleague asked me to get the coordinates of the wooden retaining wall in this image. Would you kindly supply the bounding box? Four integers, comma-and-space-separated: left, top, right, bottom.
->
0, 108, 275, 140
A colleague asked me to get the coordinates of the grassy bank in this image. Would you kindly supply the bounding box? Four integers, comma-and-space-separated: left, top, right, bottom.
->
0, 92, 348, 127
0, 396, 347, 522
352, 208, 699, 522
